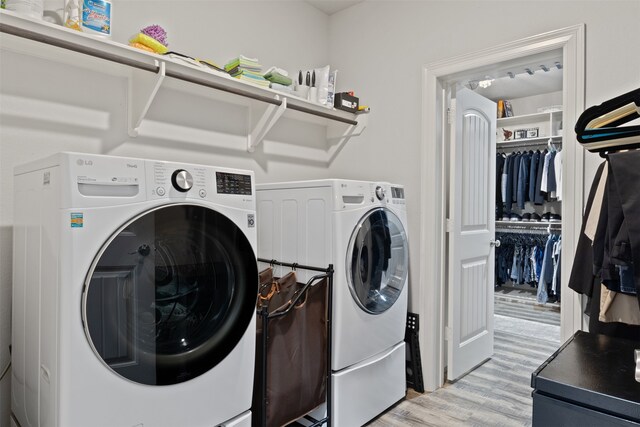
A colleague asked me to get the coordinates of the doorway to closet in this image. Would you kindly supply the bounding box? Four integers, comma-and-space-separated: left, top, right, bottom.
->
475, 56, 564, 372
419, 25, 585, 391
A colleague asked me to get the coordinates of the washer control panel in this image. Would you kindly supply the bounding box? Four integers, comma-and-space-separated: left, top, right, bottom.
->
147, 160, 254, 207
151, 162, 206, 198
216, 172, 252, 195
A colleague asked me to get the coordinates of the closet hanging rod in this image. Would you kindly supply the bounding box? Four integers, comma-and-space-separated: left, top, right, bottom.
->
257, 257, 334, 274
0, 19, 358, 127
497, 139, 562, 149
496, 222, 561, 228
496, 226, 560, 235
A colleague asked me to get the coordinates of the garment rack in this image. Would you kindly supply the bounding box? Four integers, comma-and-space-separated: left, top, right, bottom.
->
256, 257, 334, 427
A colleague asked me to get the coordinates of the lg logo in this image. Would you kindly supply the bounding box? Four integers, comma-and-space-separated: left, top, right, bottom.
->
76, 159, 93, 166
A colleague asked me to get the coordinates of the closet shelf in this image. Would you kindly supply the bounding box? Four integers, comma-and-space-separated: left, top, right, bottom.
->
497, 110, 562, 126
0, 10, 366, 152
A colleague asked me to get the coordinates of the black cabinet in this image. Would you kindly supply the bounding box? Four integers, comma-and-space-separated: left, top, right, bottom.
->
531, 331, 640, 426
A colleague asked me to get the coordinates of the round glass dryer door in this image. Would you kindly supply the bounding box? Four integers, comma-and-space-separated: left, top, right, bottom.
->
81, 204, 258, 386
347, 208, 408, 314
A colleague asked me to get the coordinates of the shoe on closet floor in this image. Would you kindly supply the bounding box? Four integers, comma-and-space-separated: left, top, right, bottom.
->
522, 213, 531, 222
531, 213, 541, 222
509, 214, 522, 222
549, 214, 562, 222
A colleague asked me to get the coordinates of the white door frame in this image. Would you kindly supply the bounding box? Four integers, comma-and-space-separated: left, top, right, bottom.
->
419, 24, 586, 391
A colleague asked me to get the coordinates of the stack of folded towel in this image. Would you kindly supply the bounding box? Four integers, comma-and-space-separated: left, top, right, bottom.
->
225, 55, 270, 88
263, 66, 293, 93
263, 67, 292, 86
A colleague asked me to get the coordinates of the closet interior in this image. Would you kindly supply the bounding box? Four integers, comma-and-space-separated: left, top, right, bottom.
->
475, 52, 564, 332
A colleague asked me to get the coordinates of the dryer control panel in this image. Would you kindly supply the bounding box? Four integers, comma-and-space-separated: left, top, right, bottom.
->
330, 180, 406, 211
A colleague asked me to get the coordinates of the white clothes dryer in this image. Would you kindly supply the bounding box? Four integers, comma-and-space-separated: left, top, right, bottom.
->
257, 179, 409, 426
12, 152, 258, 427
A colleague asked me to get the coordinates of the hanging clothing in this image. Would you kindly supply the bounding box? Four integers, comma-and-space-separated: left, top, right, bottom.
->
568, 156, 640, 340
528, 150, 541, 202
516, 151, 531, 209
530, 246, 539, 283
551, 238, 562, 296
504, 154, 514, 214
537, 234, 559, 304
495, 233, 546, 287
599, 285, 640, 325
511, 153, 522, 203
496, 153, 505, 219
540, 150, 552, 193
534, 149, 548, 205
554, 150, 563, 201
547, 151, 558, 198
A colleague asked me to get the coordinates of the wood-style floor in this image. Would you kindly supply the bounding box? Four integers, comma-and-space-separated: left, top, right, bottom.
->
368, 297, 561, 427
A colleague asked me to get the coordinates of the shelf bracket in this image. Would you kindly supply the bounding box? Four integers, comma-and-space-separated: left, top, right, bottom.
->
247, 96, 287, 152
326, 114, 368, 162
128, 60, 165, 137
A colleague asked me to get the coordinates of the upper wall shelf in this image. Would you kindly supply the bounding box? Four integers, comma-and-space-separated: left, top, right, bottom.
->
0, 10, 366, 152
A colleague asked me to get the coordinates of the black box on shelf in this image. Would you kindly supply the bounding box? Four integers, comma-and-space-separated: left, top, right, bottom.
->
334, 92, 359, 112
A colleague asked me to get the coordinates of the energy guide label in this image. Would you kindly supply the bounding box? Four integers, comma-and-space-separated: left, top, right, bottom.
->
71, 213, 84, 228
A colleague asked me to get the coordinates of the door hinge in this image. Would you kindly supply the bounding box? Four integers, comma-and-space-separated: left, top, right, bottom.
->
446, 218, 453, 233
447, 107, 455, 125
444, 326, 452, 341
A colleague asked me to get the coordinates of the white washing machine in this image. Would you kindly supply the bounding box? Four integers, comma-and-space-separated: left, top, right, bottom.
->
257, 179, 409, 426
12, 152, 258, 427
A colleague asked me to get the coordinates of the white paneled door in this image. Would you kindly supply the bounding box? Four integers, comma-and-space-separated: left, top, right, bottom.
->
447, 88, 497, 381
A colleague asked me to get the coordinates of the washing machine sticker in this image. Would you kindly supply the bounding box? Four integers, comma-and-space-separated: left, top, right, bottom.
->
70, 212, 84, 228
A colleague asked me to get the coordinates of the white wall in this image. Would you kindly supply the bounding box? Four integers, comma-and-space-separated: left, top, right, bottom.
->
0, 2, 330, 425
327, 0, 640, 314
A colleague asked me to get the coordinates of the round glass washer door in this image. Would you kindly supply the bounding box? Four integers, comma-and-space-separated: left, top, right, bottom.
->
347, 207, 408, 314
81, 204, 258, 386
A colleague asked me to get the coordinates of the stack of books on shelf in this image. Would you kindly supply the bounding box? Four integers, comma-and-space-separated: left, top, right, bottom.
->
224, 55, 270, 88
